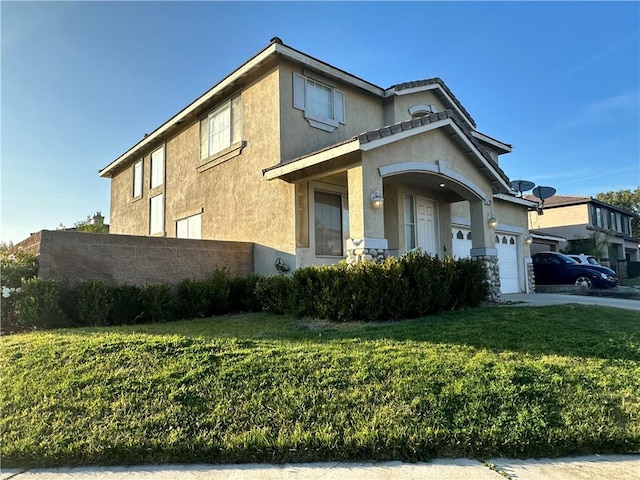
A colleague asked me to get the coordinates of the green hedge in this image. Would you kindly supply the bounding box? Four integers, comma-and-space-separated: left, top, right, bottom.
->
5, 253, 489, 330
257, 251, 488, 322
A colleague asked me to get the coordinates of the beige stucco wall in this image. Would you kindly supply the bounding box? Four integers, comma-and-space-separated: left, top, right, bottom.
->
384, 90, 449, 126
278, 60, 384, 162
107, 65, 297, 274
529, 204, 589, 229
109, 152, 151, 236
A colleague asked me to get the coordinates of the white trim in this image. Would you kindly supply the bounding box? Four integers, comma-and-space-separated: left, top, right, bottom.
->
471, 131, 512, 153
494, 193, 538, 207
408, 104, 437, 116
496, 224, 524, 235
531, 233, 566, 242
378, 160, 488, 202
451, 216, 471, 227
263, 140, 359, 180
385, 83, 475, 128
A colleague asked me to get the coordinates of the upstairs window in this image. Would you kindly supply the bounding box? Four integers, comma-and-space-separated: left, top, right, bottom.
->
150, 146, 164, 188
201, 95, 243, 159
133, 160, 143, 198
293, 73, 345, 132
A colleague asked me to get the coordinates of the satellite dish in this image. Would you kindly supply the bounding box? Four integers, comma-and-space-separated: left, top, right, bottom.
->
511, 180, 536, 197
532, 186, 556, 200
532, 186, 556, 216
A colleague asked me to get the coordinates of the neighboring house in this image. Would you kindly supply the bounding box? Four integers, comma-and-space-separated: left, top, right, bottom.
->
525, 194, 640, 269
99, 37, 537, 296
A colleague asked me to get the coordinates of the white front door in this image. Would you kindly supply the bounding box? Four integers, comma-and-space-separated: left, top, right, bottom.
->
416, 197, 437, 256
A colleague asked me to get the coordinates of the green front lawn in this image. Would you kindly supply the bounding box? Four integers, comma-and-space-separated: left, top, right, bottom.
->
2, 305, 639, 468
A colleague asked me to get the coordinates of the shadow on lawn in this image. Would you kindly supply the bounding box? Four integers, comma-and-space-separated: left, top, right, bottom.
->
56, 305, 640, 362
343, 304, 640, 361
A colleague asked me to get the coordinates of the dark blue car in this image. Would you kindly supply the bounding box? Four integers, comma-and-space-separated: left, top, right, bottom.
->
532, 252, 618, 289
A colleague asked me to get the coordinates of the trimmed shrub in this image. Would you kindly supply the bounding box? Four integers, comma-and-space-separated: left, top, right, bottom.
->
254, 275, 293, 314
269, 251, 489, 322
73, 280, 113, 327
141, 284, 175, 323
208, 269, 230, 315
17, 278, 66, 329
450, 258, 490, 308
108, 284, 145, 325
229, 273, 262, 312
175, 278, 211, 319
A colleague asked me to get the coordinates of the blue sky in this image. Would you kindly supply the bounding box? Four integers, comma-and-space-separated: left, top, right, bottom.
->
2, 1, 639, 243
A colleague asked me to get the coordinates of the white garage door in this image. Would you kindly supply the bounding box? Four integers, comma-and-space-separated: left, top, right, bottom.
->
496, 234, 519, 294
452, 228, 472, 258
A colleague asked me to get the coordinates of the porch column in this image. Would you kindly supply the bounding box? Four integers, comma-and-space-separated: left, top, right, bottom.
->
346, 165, 389, 263
469, 199, 501, 300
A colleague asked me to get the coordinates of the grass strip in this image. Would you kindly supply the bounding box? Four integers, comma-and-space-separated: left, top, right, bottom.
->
2, 305, 639, 467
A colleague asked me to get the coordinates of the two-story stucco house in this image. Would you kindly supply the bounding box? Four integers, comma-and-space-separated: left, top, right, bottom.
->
526, 194, 640, 269
99, 37, 537, 296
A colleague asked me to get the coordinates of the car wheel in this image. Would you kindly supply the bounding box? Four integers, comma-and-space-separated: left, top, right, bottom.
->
574, 276, 593, 289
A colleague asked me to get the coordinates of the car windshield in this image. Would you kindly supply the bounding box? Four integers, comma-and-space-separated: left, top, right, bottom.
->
556, 253, 578, 264
587, 258, 598, 265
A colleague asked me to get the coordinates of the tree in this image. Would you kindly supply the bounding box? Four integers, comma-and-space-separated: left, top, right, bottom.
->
59, 212, 109, 233
596, 187, 640, 238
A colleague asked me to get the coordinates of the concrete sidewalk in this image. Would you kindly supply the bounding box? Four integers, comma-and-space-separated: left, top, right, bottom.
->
501, 293, 640, 311
2, 455, 639, 479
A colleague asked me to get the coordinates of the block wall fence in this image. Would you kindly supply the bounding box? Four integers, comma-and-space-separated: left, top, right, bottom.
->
13, 230, 254, 287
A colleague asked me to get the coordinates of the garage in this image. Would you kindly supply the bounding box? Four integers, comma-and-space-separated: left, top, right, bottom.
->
452, 228, 520, 294
452, 228, 472, 259
495, 233, 519, 293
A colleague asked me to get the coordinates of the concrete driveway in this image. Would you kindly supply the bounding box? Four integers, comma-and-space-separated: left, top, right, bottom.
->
502, 293, 640, 311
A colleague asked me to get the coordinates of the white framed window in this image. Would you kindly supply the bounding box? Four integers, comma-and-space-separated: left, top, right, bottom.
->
133, 160, 143, 198
202, 96, 243, 158
293, 73, 345, 132
150, 194, 164, 235
176, 213, 202, 240
314, 191, 349, 256
150, 146, 164, 189
404, 195, 416, 250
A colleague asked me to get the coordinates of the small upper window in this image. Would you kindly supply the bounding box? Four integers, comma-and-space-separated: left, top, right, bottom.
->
150, 146, 164, 189
293, 73, 345, 132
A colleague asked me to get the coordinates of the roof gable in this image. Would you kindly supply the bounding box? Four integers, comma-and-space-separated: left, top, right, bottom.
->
265, 109, 514, 194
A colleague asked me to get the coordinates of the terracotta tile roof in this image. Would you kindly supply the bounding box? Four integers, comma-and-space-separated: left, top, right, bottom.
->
525, 194, 636, 216
387, 78, 477, 128
524, 194, 591, 207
